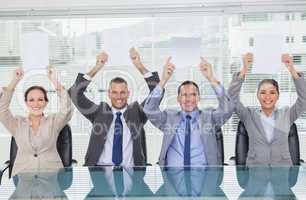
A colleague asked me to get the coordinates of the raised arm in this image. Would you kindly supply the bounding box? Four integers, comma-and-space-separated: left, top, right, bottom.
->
198, 57, 235, 125
143, 57, 174, 130
129, 48, 160, 105
0, 68, 24, 136
229, 53, 253, 122
48, 67, 74, 132
68, 52, 108, 123
282, 54, 306, 123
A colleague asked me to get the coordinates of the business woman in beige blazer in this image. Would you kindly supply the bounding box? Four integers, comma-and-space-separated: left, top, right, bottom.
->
229, 53, 306, 165
0, 67, 73, 176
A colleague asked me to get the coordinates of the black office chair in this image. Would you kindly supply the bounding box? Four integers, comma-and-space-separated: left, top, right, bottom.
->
0, 124, 77, 182
231, 121, 301, 165
215, 125, 225, 165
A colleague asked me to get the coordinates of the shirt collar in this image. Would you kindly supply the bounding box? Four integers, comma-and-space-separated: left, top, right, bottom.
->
25, 115, 47, 125
111, 106, 127, 115
180, 108, 199, 122
258, 109, 276, 119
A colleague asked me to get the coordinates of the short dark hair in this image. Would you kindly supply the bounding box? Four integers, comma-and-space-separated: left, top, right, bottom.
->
177, 81, 200, 95
109, 77, 128, 87
257, 79, 279, 94
24, 86, 49, 102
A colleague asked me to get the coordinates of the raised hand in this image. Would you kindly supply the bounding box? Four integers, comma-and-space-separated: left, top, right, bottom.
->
14, 67, 24, 81
199, 57, 214, 81
282, 54, 299, 79
159, 57, 175, 88
48, 66, 57, 82
8, 67, 24, 90
129, 47, 141, 65
87, 51, 109, 78
96, 51, 108, 68
129, 47, 148, 75
241, 52, 253, 77
48, 66, 63, 90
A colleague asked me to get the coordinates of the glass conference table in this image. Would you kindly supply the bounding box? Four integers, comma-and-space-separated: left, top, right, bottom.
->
1, 165, 306, 199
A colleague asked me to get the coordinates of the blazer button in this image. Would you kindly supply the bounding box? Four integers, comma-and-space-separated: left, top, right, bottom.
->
34, 154, 38, 157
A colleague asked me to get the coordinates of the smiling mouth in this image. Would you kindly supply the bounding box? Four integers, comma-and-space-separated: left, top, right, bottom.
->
263, 101, 274, 104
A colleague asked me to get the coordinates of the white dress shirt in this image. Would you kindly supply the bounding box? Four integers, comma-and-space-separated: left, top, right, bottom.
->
97, 106, 134, 166
83, 72, 153, 166
259, 110, 276, 143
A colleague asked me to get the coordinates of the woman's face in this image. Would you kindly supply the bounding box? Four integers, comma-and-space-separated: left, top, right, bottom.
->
257, 83, 279, 111
25, 89, 48, 116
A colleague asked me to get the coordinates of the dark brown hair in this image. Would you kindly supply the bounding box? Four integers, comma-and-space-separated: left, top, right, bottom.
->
177, 81, 200, 95
109, 77, 128, 87
24, 86, 49, 102
257, 79, 279, 94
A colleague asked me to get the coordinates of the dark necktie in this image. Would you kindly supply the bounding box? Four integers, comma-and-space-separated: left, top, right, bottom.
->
184, 115, 192, 166
112, 112, 123, 166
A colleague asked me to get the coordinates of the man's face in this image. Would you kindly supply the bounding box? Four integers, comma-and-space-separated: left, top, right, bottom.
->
108, 82, 130, 109
177, 84, 200, 113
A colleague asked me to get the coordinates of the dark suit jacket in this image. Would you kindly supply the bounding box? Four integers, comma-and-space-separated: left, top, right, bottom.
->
68, 72, 159, 166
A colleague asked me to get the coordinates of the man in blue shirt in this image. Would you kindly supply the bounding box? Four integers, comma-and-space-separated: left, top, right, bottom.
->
144, 57, 239, 166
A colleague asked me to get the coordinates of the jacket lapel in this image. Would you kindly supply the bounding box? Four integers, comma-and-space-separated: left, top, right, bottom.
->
253, 110, 270, 144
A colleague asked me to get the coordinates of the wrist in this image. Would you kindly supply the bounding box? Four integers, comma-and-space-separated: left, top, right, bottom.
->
208, 78, 220, 85
159, 80, 167, 88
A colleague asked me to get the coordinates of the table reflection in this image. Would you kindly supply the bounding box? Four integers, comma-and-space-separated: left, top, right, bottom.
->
237, 166, 299, 200
9, 168, 72, 199
156, 166, 227, 198
85, 166, 153, 199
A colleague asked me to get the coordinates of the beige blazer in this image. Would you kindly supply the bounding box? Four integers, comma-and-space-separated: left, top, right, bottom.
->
0, 88, 73, 176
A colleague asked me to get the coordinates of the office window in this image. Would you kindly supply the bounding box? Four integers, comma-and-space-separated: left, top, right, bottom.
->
285, 13, 295, 21
286, 36, 295, 43
0, 11, 305, 165
293, 55, 302, 64
242, 14, 269, 22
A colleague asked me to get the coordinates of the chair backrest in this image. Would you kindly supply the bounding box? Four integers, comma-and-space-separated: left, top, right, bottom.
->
235, 121, 300, 165
8, 124, 73, 178
215, 125, 224, 164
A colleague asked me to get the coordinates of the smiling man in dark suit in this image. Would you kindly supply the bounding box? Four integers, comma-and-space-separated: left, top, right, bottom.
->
69, 48, 159, 167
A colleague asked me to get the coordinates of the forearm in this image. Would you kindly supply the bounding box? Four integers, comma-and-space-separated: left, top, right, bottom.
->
7, 79, 19, 91
228, 72, 244, 101
0, 87, 13, 113
159, 80, 167, 88
0, 88, 17, 134
290, 69, 300, 80
57, 89, 73, 115
50, 79, 65, 92
144, 85, 164, 112
143, 85, 166, 130
212, 86, 235, 124
86, 65, 102, 78
207, 77, 220, 88
134, 62, 149, 75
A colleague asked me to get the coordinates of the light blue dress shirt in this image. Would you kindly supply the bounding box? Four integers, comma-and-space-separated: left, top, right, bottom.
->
165, 85, 224, 166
